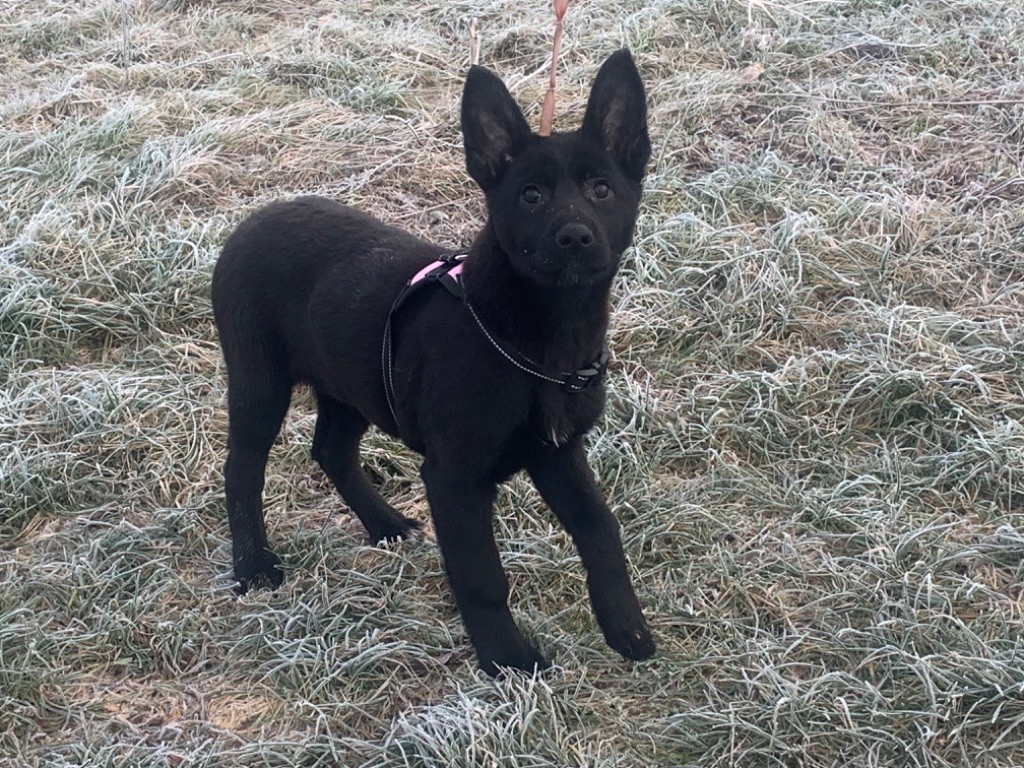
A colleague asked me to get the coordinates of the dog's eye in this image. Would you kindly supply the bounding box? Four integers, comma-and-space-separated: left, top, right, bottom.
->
521, 185, 542, 205
592, 180, 611, 199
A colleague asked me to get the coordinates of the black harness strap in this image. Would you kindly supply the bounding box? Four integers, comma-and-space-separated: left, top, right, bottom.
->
382, 253, 467, 428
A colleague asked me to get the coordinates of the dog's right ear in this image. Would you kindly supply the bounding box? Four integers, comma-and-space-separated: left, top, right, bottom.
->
462, 66, 532, 190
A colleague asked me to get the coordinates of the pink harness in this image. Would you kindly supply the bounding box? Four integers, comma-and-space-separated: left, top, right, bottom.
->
409, 258, 464, 286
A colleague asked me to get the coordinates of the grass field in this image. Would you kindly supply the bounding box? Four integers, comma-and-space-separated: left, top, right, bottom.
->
2, 0, 1024, 765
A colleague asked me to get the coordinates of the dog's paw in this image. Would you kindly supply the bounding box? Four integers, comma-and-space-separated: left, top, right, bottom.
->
589, 580, 656, 661
234, 551, 284, 594
476, 637, 551, 677
370, 515, 422, 544
603, 619, 656, 662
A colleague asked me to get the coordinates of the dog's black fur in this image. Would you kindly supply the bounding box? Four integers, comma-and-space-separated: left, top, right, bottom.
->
211, 49, 655, 675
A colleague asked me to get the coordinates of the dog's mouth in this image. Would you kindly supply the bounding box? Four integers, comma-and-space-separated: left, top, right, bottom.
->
529, 254, 610, 287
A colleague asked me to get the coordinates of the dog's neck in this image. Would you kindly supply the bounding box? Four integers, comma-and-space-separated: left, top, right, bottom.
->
460, 221, 612, 373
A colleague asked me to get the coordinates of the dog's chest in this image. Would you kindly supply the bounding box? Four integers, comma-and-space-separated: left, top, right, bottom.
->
531, 386, 603, 447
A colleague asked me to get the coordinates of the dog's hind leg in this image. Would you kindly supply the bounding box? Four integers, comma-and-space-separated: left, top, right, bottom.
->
311, 393, 421, 543
224, 369, 291, 593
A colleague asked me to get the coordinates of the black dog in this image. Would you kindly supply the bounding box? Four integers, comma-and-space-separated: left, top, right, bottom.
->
212, 49, 654, 675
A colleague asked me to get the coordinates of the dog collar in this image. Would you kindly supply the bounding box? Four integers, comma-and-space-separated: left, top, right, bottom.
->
382, 252, 609, 428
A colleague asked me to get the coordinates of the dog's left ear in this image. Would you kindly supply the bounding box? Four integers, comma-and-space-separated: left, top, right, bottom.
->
462, 65, 532, 191
581, 49, 650, 181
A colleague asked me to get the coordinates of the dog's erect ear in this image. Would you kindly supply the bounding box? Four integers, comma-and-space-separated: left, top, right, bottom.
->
462, 65, 532, 190
581, 49, 650, 181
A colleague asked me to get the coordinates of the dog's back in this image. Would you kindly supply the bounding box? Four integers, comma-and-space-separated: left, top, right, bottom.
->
212, 195, 442, 416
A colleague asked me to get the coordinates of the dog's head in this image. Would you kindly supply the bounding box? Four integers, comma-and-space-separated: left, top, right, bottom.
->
461, 49, 650, 288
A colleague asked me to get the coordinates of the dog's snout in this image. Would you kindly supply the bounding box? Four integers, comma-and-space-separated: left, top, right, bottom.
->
555, 223, 595, 250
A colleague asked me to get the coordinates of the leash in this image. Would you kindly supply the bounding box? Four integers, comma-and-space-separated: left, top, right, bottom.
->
382, 252, 610, 430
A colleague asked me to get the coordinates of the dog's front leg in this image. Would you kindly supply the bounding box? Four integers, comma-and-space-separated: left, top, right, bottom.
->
421, 457, 549, 676
527, 439, 655, 662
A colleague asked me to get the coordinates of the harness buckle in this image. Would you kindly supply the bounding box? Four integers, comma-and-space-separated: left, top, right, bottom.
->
562, 347, 610, 393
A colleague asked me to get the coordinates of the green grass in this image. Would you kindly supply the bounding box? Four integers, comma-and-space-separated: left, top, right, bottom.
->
2, 0, 1023, 766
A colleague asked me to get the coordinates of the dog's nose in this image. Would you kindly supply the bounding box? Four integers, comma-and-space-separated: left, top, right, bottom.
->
555, 223, 595, 250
